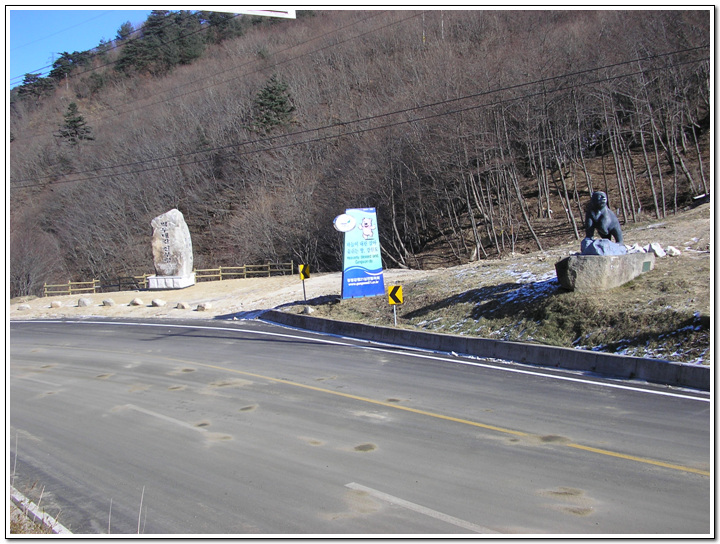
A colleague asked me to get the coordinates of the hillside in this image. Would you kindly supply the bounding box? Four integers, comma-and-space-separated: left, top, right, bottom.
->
11, 202, 711, 366
9, 10, 711, 301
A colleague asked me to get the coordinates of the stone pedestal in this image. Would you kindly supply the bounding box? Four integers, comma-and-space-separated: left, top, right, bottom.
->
555, 253, 655, 292
147, 273, 196, 290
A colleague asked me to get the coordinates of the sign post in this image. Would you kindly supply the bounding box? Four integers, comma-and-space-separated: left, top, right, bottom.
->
388, 285, 403, 326
299, 264, 310, 301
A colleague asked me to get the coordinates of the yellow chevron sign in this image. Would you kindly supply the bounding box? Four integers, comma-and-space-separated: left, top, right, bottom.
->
388, 285, 403, 305
299, 264, 310, 280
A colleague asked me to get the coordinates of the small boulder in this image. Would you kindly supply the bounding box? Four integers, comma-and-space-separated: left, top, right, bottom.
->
78, 297, 93, 307
151, 299, 167, 307
102, 299, 115, 307
130, 298, 144, 306
17, 304, 30, 311
302, 306, 315, 315
626, 243, 646, 254
196, 302, 212, 311
176, 301, 192, 310
644, 242, 666, 257
50, 301, 63, 308
666, 246, 681, 257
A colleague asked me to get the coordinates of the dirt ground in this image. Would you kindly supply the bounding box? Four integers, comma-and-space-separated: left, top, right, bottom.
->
9, 267, 386, 321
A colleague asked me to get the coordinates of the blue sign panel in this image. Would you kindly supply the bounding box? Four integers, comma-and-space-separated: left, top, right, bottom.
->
341, 208, 385, 299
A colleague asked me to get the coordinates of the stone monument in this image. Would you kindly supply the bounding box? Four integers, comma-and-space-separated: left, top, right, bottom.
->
555, 192, 654, 291
147, 209, 196, 290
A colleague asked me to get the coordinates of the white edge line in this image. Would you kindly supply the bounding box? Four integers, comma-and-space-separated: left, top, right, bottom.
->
345, 482, 498, 534
11, 319, 710, 402
121, 404, 207, 433
10, 486, 73, 534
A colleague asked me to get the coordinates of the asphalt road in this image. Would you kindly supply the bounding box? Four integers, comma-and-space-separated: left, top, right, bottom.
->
9, 319, 711, 535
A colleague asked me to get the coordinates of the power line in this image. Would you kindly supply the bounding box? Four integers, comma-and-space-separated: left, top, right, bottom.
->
9, 11, 163, 83
10, 10, 391, 143
91, 11, 401, 122
10, 11, 112, 52
10, 46, 708, 190
10, 10, 218, 84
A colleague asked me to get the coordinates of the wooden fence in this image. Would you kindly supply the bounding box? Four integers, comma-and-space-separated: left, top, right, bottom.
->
43, 279, 100, 297
99, 275, 150, 292
42, 262, 294, 296
194, 262, 294, 281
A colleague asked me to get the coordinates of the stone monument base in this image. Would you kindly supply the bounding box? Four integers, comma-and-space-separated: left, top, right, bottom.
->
555, 253, 655, 292
148, 273, 196, 290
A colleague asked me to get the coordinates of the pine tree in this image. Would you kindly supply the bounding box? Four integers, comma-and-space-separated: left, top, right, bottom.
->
116, 21, 134, 41
49, 51, 91, 82
18, 73, 54, 100
253, 74, 296, 131
56, 102, 94, 146
115, 10, 205, 76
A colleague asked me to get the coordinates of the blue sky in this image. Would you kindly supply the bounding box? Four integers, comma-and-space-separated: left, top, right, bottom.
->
8, 8, 155, 87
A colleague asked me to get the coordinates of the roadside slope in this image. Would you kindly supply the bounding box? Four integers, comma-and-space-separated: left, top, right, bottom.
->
10, 204, 711, 364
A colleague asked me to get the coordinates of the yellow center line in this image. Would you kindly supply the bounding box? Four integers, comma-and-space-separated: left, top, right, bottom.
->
28, 345, 709, 477
195, 361, 709, 477
565, 444, 710, 476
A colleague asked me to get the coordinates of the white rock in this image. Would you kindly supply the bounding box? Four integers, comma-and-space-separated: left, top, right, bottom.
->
50, 301, 63, 308
666, 246, 682, 256
102, 299, 115, 307
626, 243, 646, 254
176, 301, 191, 309
130, 298, 144, 306
303, 306, 315, 314
645, 242, 666, 257
17, 304, 31, 311
77, 297, 93, 307
151, 299, 167, 307
196, 302, 212, 311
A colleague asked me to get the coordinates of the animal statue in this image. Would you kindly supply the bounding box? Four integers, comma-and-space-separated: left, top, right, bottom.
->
584, 191, 623, 244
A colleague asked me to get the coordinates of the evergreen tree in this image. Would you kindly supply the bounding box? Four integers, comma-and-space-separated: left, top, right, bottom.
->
95, 38, 112, 57
49, 51, 91, 82
115, 10, 205, 76
198, 11, 245, 44
17, 73, 54, 99
116, 21, 134, 41
253, 74, 296, 131
56, 102, 94, 146
173, 11, 205, 65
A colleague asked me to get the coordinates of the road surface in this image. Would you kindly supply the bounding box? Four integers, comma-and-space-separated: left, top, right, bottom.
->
9, 319, 711, 535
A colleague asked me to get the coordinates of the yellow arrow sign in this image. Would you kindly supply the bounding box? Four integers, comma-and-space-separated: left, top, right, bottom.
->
299, 264, 310, 280
388, 285, 403, 305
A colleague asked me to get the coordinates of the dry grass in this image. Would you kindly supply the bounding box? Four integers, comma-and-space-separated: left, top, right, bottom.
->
9, 502, 55, 534
291, 203, 711, 364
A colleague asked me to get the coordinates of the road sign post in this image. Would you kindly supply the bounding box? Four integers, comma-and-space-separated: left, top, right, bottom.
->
388, 285, 403, 326
299, 264, 310, 301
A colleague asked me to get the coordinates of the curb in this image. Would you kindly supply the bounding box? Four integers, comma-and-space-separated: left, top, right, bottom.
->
260, 310, 710, 391
10, 486, 73, 534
